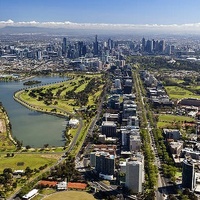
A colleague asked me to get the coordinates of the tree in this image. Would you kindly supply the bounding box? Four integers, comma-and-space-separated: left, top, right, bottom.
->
13, 182, 17, 188
25, 167, 33, 179
3, 168, 12, 174
26, 145, 31, 149
43, 144, 49, 148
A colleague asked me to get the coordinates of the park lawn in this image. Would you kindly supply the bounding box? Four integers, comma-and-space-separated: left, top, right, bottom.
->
70, 119, 91, 157
157, 121, 175, 129
43, 191, 95, 200
187, 85, 200, 90
176, 80, 185, 84
0, 109, 16, 151
159, 114, 195, 123
57, 100, 78, 113
0, 139, 15, 152
19, 90, 75, 113
18, 73, 103, 114
60, 85, 76, 96
165, 86, 200, 100
40, 188, 55, 195
0, 119, 15, 151
88, 95, 96, 106
31, 188, 56, 199
0, 153, 58, 173
88, 85, 104, 106
171, 78, 184, 84
157, 114, 195, 128
68, 127, 78, 137
75, 81, 89, 93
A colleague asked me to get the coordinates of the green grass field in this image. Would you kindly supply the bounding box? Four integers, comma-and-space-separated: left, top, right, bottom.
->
165, 86, 200, 100
0, 153, 58, 173
187, 85, 200, 90
43, 191, 95, 200
17, 73, 104, 115
157, 114, 195, 128
0, 108, 16, 151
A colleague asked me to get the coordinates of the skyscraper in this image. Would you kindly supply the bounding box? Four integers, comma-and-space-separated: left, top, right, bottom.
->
62, 37, 67, 56
108, 38, 113, 50
182, 159, 195, 190
125, 159, 143, 193
93, 35, 99, 56
146, 40, 153, 53
142, 37, 146, 51
95, 152, 115, 175
78, 41, 84, 57
159, 40, 165, 53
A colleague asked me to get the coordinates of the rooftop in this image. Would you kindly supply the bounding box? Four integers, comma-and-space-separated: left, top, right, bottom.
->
68, 182, 87, 190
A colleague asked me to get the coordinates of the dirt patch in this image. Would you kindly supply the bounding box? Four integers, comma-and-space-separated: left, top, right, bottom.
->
41, 154, 61, 160
0, 119, 6, 133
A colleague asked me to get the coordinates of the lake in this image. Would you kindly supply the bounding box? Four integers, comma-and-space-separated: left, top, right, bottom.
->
0, 76, 68, 147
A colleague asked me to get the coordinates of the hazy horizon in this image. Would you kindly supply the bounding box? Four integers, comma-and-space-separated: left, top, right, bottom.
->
2, 20, 200, 36
1, 0, 200, 34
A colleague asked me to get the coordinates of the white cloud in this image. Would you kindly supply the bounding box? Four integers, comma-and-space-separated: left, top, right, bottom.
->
1, 19, 200, 33
0, 19, 14, 24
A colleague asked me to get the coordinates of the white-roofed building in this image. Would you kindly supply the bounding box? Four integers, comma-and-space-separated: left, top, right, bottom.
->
57, 181, 67, 190
69, 118, 79, 128
22, 189, 38, 199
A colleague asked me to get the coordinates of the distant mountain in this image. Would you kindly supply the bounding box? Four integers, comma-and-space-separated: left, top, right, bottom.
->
1, 25, 196, 37
0, 25, 150, 36
0, 26, 70, 34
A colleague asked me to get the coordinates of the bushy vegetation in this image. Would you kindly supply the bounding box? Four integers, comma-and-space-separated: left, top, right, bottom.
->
127, 56, 200, 72
133, 71, 157, 198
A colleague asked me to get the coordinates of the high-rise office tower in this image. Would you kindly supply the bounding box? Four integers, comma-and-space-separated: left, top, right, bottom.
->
125, 159, 143, 193
182, 159, 195, 190
37, 50, 42, 60
142, 37, 146, 51
93, 35, 99, 56
159, 40, 165, 53
62, 37, 67, 56
82, 45, 87, 56
78, 41, 84, 57
95, 152, 115, 175
108, 38, 114, 50
146, 40, 153, 53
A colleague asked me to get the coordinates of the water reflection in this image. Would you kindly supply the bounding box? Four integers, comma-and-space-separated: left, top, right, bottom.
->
0, 76, 67, 147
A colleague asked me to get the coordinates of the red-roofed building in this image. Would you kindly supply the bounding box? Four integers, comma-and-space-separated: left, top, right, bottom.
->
67, 182, 87, 190
39, 180, 58, 187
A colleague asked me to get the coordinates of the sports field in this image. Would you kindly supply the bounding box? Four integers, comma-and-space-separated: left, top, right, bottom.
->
0, 153, 58, 173
165, 86, 200, 100
43, 191, 95, 200
157, 114, 195, 128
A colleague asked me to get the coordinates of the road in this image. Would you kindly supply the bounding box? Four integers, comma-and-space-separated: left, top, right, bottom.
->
135, 72, 168, 200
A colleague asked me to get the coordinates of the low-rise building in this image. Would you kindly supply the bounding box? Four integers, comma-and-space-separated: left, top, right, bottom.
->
129, 135, 141, 152
169, 141, 184, 155
101, 121, 117, 137
22, 189, 38, 200
163, 129, 182, 141
57, 181, 67, 190
69, 118, 79, 128
67, 182, 87, 190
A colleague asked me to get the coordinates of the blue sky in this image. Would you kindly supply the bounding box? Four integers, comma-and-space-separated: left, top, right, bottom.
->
0, 0, 200, 25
